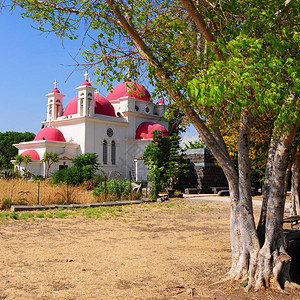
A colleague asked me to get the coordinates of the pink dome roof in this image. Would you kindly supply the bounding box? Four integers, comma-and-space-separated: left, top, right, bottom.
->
157, 99, 164, 104
34, 127, 66, 142
136, 122, 169, 140
107, 82, 151, 102
21, 150, 40, 161
51, 88, 60, 93
63, 94, 115, 117
82, 80, 91, 86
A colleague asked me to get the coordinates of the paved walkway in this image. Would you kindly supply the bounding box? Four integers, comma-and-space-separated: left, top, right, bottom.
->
182, 194, 291, 210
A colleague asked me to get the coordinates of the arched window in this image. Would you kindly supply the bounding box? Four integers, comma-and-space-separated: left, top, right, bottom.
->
111, 141, 116, 165
103, 140, 108, 164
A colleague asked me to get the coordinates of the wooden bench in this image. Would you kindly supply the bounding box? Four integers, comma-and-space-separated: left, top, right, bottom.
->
283, 215, 300, 230
211, 187, 229, 194
184, 188, 199, 194
211, 186, 256, 195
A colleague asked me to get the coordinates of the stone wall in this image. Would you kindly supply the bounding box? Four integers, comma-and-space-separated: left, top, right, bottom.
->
178, 149, 228, 193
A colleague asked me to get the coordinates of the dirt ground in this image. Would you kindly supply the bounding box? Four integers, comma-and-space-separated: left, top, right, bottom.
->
0, 197, 299, 299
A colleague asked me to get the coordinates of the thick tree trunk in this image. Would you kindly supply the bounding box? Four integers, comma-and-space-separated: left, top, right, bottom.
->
290, 153, 300, 216
257, 133, 280, 244
227, 110, 261, 281
249, 125, 297, 290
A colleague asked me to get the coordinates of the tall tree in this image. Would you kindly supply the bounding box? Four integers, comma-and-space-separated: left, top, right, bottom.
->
42, 151, 59, 178
5, 0, 299, 291
13, 154, 24, 175
0, 131, 35, 169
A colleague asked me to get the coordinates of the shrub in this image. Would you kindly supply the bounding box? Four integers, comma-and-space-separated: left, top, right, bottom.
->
93, 173, 106, 187
93, 179, 131, 200
1, 197, 11, 210
51, 166, 83, 186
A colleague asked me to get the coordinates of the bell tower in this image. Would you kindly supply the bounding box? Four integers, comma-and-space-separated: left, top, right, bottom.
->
76, 71, 96, 117
46, 80, 64, 124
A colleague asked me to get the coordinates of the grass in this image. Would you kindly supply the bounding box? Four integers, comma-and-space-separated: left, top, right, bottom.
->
0, 199, 213, 223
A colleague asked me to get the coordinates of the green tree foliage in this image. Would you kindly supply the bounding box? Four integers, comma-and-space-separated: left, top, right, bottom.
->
184, 140, 206, 150
72, 153, 99, 170
5, 0, 299, 290
13, 154, 24, 175
51, 153, 100, 185
42, 151, 59, 178
142, 131, 188, 198
0, 131, 35, 169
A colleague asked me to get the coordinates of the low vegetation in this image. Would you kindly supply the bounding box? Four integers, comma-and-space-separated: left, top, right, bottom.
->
0, 199, 194, 222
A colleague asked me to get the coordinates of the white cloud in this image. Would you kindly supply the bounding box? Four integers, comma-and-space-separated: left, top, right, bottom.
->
180, 135, 201, 148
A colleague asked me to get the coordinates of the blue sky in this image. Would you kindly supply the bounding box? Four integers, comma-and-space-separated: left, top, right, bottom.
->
0, 9, 198, 140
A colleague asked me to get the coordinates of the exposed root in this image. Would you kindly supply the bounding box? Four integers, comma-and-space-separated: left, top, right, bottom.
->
285, 281, 300, 291
211, 274, 232, 286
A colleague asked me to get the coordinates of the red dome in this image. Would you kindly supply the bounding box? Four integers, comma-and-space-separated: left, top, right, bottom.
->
63, 94, 115, 117
82, 80, 91, 86
34, 127, 66, 142
51, 88, 60, 93
21, 150, 40, 161
136, 122, 169, 139
157, 99, 164, 104
107, 82, 151, 102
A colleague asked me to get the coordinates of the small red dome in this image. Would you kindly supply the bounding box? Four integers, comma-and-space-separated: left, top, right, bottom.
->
63, 94, 115, 117
82, 80, 91, 86
136, 122, 169, 139
107, 82, 151, 102
157, 99, 164, 104
21, 150, 40, 161
51, 88, 60, 93
34, 127, 66, 142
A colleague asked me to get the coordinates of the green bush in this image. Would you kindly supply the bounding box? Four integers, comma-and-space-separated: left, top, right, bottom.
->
1, 197, 11, 210
93, 173, 106, 187
93, 179, 131, 199
51, 166, 83, 186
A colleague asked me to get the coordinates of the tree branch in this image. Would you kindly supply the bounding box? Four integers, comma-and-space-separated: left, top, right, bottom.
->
180, 0, 224, 60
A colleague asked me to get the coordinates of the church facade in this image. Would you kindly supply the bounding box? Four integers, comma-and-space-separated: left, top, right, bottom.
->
14, 73, 169, 179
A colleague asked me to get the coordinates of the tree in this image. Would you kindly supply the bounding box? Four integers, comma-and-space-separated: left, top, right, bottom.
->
51, 153, 100, 185
6, 0, 299, 291
42, 151, 59, 178
184, 140, 206, 150
0, 131, 35, 169
13, 154, 24, 175
142, 131, 187, 198
23, 154, 32, 171
72, 153, 99, 174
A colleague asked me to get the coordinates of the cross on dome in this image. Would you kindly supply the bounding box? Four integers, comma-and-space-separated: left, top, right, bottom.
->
54, 79, 58, 89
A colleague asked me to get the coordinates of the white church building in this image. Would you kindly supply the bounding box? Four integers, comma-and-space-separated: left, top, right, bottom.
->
14, 73, 169, 179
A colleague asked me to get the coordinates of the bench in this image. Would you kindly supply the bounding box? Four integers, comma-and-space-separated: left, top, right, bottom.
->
211, 187, 228, 194
131, 183, 142, 193
212, 186, 256, 195
184, 188, 199, 194
283, 215, 300, 230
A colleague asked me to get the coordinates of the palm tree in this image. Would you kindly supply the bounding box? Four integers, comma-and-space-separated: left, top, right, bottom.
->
14, 154, 24, 175
42, 152, 59, 178
23, 154, 32, 171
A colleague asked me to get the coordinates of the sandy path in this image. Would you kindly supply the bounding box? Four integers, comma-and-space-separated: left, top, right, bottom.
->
0, 199, 298, 299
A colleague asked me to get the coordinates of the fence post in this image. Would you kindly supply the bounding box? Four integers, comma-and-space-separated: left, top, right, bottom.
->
37, 181, 40, 205
146, 176, 148, 198
104, 176, 107, 202
66, 182, 69, 204
129, 171, 132, 201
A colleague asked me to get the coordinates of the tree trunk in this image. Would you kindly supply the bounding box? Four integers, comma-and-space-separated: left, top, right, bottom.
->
248, 125, 297, 290
290, 153, 300, 216
227, 109, 261, 281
